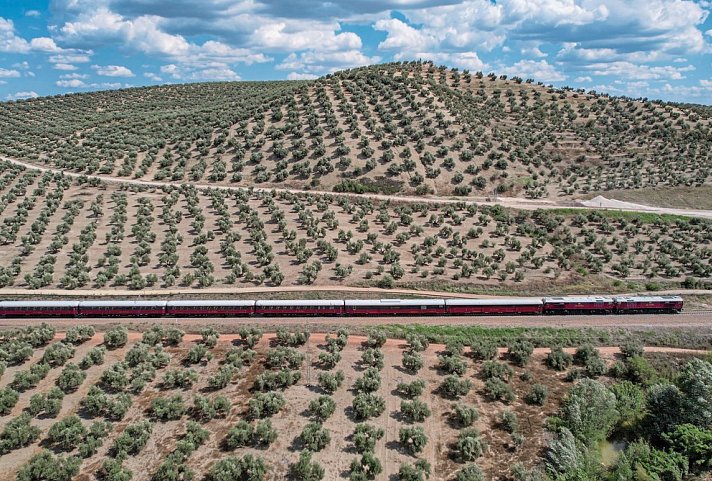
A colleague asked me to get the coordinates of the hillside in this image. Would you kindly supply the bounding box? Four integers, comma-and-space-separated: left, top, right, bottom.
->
0, 162, 709, 293
0, 61, 710, 201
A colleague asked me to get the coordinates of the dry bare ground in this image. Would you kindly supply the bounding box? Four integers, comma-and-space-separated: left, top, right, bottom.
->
0, 331, 707, 481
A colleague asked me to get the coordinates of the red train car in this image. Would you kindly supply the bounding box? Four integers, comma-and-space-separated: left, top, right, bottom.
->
166, 300, 255, 317
255, 300, 344, 316
78, 301, 167, 317
543, 296, 616, 314
344, 299, 446, 316
445, 298, 543, 315
615, 296, 683, 313
0, 301, 79, 317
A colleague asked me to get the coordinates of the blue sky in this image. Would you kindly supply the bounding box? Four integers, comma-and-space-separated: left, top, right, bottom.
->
1, 0, 711, 103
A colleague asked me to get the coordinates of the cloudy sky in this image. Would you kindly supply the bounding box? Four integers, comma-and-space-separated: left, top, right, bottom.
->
0, 0, 711, 103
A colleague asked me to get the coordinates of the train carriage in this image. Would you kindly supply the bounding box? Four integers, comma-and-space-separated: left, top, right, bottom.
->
543, 296, 616, 314
615, 296, 683, 314
255, 300, 344, 316
166, 300, 255, 317
445, 298, 543, 315
0, 301, 79, 317
78, 300, 167, 317
344, 299, 446, 316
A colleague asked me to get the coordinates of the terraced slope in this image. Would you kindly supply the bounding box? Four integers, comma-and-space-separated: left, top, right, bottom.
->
0, 62, 709, 200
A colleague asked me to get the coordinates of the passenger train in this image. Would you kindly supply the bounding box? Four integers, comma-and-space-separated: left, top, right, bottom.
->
0, 295, 683, 318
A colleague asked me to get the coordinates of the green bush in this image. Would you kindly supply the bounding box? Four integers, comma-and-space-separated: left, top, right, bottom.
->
27, 387, 63, 418
206, 455, 267, 481
150, 395, 185, 421
398, 460, 432, 481
400, 400, 431, 423
350, 452, 382, 480
0, 413, 40, 454
56, 363, 86, 392
300, 422, 331, 452
64, 325, 95, 345
399, 426, 427, 454
484, 378, 516, 403
79, 346, 106, 369
354, 367, 381, 393
481, 361, 513, 381
47, 415, 86, 451
353, 423, 384, 454
77, 421, 112, 458
402, 351, 424, 373
110, 419, 152, 458
162, 368, 198, 389
352, 393, 385, 420
396, 379, 426, 399
456, 428, 487, 461
317, 370, 344, 394
103, 327, 128, 349
546, 347, 573, 371
470, 341, 498, 361
501, 410, 519, 433
440, 375, 472, 399
0, 387, 19, 415
308, 396, 336, 421
507, 340, 534, 366
292, 450, 324, 481
16, 450, 81, 481
526, 384, 548, 406
451, 404, 479, 428
248, 391, 286, 419
361, 348, 384, 369
456, 464, 485, 481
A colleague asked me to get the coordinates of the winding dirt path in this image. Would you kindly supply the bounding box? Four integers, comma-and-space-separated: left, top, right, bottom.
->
4, 155, 712, 219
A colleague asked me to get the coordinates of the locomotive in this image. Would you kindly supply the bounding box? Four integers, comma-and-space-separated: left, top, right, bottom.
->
0, 295, 683, 318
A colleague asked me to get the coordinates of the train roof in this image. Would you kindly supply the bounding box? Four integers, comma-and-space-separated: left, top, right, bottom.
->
255, 300, 345, 307
543, 296, 615, 303
78, 300, 167, 307
445, 298, 542, 306
167, 300, 255, 307
344, 298, 445, 306
0, 301, 80, 307
615, 296, 683, 302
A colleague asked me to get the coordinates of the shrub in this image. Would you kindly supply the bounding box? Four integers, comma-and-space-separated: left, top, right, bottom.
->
546, 347, 573, 371
56, 363, 86, 392
620, 340, 644, 359
206, 455, 267, 481
47, 415, 86, 451
501, 410, 519, 433
0, 413, 40, 454
557, 379, 618, 444
585, 356, 607, 378
300, 422, 331, 452
317, 351, 341, 369
186, 344, 212, 364
353, 423, 384, 454
350, 452, 382, 480
292, 450, 324, 481
456, 428, 487, 461
200, 326, 220, 348
27, 387, 63, 418
248, 391, 286, 419
451, 404, 479, 428
16, 450, 81, 481
79, 346, 106, 369
402, 351, 424, 373
99, 459, 132, 481
253, 420, 277, 447
267, 347, 305, 370
456, 464, 485, 481
100, 362, 130, 391
405, 334, 429, 352
308, 396, 336, 421
573, 344, 600, 365
398, 460, 432, 481
192, 394, 230, 422
64, 325, 95, 345
364, 331, 386, 348
162, 368, 198, 389
354, 368, 381, 393
507, 340, 534, 366
275, 328, 309, 347
352, 393, 385, 420
164, 327, 185, 346
225, 420, 254, 449
400, 400, 431, 423
254, 369, 301, 391
438, 354, 467, 376
481, 361, 513, 381
238, 327, 262, 348
440, 375, 472, 399
110, 419, 152, 458
662, 423, 712, 472
361, 348, 384, 369
12, 362, 51, 392
318, 370, 344, 394
0, 387, 19, 415
77, 421, 112, 458
396, 379, 426, 399
526, 384, 549, 406
484, 378, 516, 403
399, 426, 427, 454
151, 395, 185, 421
103, 327, 128, 349
470, 341, 498, 361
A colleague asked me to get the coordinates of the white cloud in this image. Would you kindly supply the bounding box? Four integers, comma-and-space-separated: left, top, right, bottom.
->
49, 54, 91, 64
6, 91, 38, 100
500, 59, 566, 81
144, 72, 162, 81
29, 37, 64, 52
287, 72, 319, 80
60, 73, 88, 79
251, 21, 361, 51
0, 68, 21, 78
585, 61, 691, 80
574, 76, 592, 83
375, 18, 434, 52
277, 50, 380, 73
160, 63, 241, 81
25, 10, 41, 18
53, 63, 79, 71
56, 79, 87, 88
92, 64, 135, 77
0, 17, 30, 53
